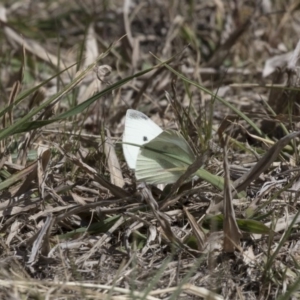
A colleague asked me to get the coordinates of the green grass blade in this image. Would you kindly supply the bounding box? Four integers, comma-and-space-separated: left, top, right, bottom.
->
4, 58, 174, 136
158, 60, 264, 136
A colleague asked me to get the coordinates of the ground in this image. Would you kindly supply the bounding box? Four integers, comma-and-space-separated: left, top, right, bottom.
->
0, 0, 300, 299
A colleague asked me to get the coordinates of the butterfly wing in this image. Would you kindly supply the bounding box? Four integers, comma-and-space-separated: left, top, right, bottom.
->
136, 130, 195, 184
122, 109, 163, 169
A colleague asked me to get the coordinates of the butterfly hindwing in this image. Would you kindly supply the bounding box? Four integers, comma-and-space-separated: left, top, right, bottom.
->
136, 130, 195, 184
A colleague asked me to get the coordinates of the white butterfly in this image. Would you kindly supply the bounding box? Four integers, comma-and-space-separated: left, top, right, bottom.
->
122, 109, 196, 184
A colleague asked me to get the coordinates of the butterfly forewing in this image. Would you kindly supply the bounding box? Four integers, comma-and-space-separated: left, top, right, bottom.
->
122, 109, 163, 169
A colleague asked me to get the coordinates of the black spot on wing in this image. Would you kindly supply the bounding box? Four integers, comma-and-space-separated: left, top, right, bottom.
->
143, 136, 148, 142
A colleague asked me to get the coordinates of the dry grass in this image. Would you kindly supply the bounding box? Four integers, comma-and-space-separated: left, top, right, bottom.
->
1, 0, 300, 299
